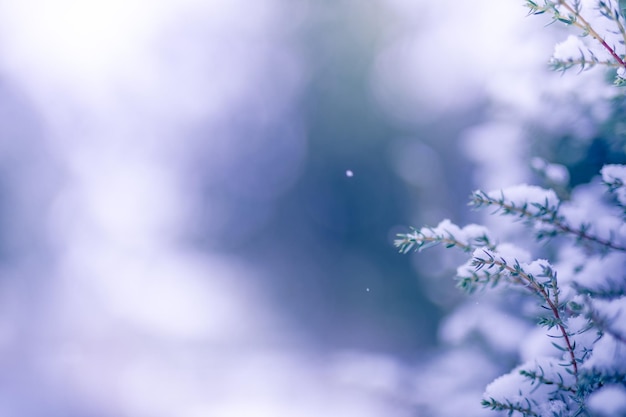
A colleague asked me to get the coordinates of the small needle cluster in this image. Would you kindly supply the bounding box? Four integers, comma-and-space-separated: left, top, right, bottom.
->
526, 0, 626, 84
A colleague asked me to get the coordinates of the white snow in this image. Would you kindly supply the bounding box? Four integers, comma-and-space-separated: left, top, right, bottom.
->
588, 385, 626, 417
486, 184, 560, 215
592, 297, 626, 342
582, 332, 626, 373
601, 164, 626, 185
552, 35, 588, 63
484, 357, 575, 410
440, 302, 531, 355
417, 219, 492, 249
602, 164, 626, 205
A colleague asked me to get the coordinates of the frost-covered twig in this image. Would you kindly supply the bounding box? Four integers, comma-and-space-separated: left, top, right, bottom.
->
602, 164, 626, 208
397, 221, 580, 377
394, 219, 496, 254
598, 0, 626, 48
557, 0, 626, 68
520, 368, 577, 394
470, 251, 579, 377
481, 397, 539, 417
470, 187, 626, 252
526, 0, 626, 83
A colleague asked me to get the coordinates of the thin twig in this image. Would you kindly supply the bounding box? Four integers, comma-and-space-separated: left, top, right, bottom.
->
559, 0, 626, 68
486, 258, 579, 378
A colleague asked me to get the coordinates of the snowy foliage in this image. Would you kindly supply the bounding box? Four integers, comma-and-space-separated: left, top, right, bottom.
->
396, 1, 626, 416
398, 168, 626, 417
602, 164, 626, 205
527, 0, 626, 84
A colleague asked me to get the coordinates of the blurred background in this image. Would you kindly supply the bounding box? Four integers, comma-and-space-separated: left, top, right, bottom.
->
0, 0, 623, 416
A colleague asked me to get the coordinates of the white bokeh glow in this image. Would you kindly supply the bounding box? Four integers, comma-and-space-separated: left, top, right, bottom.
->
0, 1, 412, 416
372, 0, 556, 122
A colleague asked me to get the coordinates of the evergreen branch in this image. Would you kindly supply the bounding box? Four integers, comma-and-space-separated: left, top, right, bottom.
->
557, 0, 626, 68
470, 190, 559, 222
527, 0, 626, 71
456, 264, 507, 294
526, 0, 558, 16
577, 369, 626, 397
598, 1, 626, 48
550, 57, 619, 72
482, 397, 539, 417
395, 232, 471, 254
520, 368, 577, 394
395, 222, 497, 254
472, 252, 579, 377
552, 222, 626, 252
470, 190, 626, 252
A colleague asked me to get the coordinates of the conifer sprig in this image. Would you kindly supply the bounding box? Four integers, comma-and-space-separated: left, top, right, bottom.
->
481, 397, 540, 417
394, 229, 472, 254
395, 221, 496, 254
470, 251, 579, 377
526, 0, 626, 82
557, 0, 626, 68
520, 368, 577, 394
470, 190, 626, 252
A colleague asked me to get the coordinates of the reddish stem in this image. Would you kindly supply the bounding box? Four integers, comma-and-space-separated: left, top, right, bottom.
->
559, 0, 626, 68
493, 260, 579, 378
